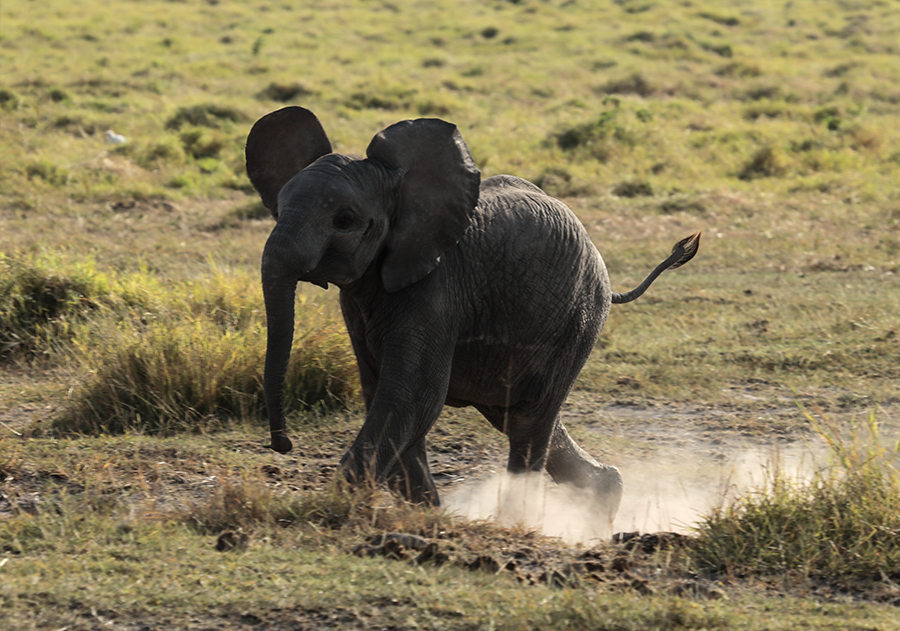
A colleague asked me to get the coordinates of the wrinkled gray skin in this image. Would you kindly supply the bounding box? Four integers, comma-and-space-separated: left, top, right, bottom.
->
246, 107, 700, 526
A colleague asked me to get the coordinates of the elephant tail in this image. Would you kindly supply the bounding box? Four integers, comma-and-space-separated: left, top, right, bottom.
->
611, 232, 701, 304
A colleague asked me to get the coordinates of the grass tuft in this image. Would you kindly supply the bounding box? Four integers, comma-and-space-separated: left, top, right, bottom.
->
257, 82, 316, 103
0, 253, 109, 361
738, 145, 787, 180
692, 409, 900, 589
165, 104, 249, 130
53, 316, 358, 436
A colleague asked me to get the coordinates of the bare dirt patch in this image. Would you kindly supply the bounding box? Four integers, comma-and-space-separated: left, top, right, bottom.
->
437, 392, 899, 539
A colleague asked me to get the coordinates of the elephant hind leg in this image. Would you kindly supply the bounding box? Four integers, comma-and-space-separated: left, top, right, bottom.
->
545, 423, 623, 528
476, 403, 555, 475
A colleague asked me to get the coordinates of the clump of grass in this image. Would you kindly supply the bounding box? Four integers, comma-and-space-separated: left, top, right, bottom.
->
595, 72, 655, 97
256, 82, 316, 103
0, 87, 22, 109
53, 316, 358, 436
131, 138, 187, 169
0, 253, 109, 361
178, 128, 227, 159
24, 160, 70, 187
182, 472, 378, 535
182, 468, 449, 543
612, 180, 654, 198
343, 86, 416, 111
692, 410, 900, 590
738, 145, 787, 180
165, 103, 249, 130
552, 100, 639, 161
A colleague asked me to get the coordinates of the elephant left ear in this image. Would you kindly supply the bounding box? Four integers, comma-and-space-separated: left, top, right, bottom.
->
366, 119, 481, 292
245, 106, 333, 217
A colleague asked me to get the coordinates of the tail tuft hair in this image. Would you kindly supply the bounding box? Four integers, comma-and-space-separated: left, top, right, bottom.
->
667, 231, 701, 270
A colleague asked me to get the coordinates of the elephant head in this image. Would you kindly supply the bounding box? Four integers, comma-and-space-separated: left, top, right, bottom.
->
245, 106, 481, 453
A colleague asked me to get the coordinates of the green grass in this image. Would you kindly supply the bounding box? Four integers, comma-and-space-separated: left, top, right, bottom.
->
2, 0, 899, 207
1, 251, 357, 435
2, 0, 900, 627
692, 409, 900, 591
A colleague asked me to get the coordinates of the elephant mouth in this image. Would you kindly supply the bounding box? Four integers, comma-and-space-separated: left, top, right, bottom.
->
297, 269, 329, 290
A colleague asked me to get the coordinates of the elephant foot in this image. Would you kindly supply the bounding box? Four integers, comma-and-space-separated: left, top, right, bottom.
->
558, 464, 623, 534
546, 424, 624, 533
339, 444, 440, 507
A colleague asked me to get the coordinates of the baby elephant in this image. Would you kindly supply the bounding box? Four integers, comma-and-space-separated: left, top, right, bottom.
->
246, 106, 699, 525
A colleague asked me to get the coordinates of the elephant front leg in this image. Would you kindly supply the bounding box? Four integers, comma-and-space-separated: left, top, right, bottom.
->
386, 438, 439, 505
339, 332, 453, 506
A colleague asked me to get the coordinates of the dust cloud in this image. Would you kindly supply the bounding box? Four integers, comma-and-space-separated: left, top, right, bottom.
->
442, 470, 614, 543
442, 441, 825, 543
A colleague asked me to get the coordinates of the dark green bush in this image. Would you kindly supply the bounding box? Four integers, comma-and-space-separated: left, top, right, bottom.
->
0, 255, 107, 360
165, 104, 249, 130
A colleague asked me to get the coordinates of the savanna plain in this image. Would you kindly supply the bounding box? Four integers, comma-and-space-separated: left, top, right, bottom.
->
1, 0, 899, 629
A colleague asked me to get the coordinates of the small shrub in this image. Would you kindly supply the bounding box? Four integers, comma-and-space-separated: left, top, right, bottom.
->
533, 168, 595, 198
659, 196, 707, 215
612, 180, 654, 197
48, 88, 69, 102
700, 42, 733, 58
179, 129, 226, 159
257, 82, 316, 102
697, 12, 740, 27
813, 105, 841, 123
625, 31, 656, 43
344, 88, 414, 111
743, 85, 780, 101
230, 201, 272, 221
554, 109, 619, 151
715, 61, 762, 77
0, 88, 21, 109
134, 139, 186, 169
822, 61, 861, 78
595, 73, 654, 97
692, 411, 900, 589
165, 104, 249, 130
738, 146, 787, 180
743, 101, 790, 121
25, 160, 70, 187
416, 100, 451, 116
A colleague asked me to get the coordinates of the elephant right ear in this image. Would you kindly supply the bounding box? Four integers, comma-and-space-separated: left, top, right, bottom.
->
366, 119, 481, 292
245, 106, 333, 217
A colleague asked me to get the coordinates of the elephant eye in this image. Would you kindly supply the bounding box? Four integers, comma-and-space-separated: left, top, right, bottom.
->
333, 209, 355, 231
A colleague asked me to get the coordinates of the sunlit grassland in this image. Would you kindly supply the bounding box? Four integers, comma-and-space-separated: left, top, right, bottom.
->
582, 268, 900, 405
0, 0, 897, 416
1, 251, 357, 435
2, 0, 899, 211
2, 0, 900, 627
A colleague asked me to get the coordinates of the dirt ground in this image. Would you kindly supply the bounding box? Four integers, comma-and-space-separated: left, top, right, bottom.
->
3, 389, 897, 534
431, 391, 899, 538
3, 389, 899, 618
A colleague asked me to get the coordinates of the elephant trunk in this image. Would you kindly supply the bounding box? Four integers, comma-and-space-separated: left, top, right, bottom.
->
261, 232, 303, 454
262, 278, 296, 453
